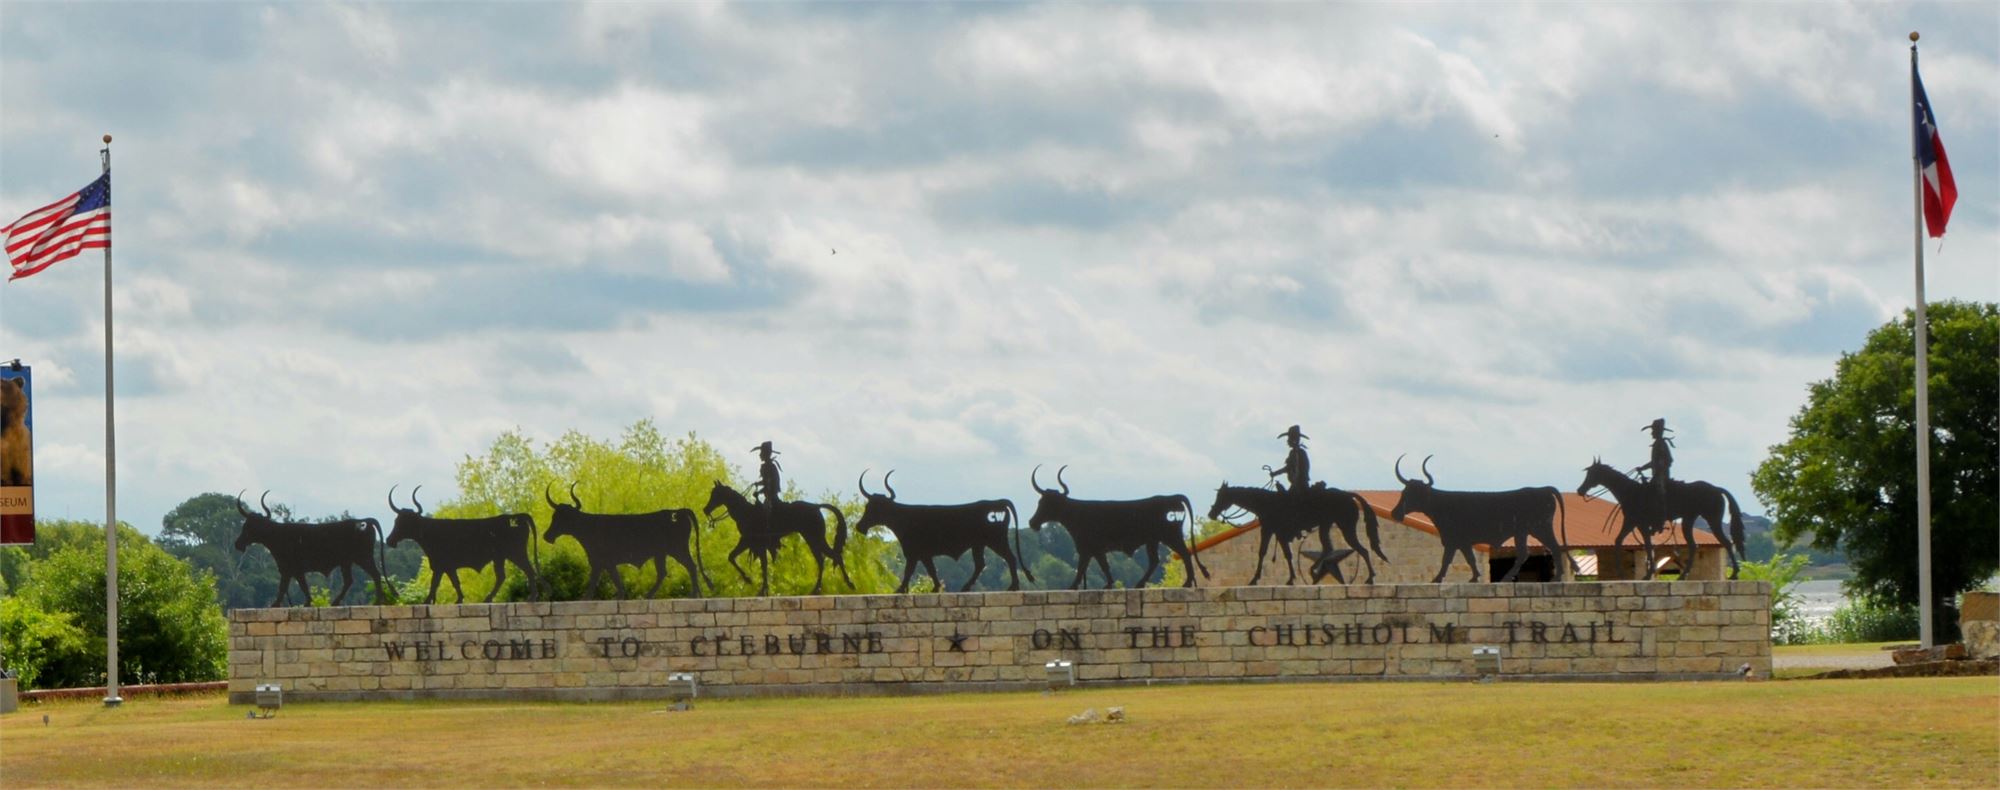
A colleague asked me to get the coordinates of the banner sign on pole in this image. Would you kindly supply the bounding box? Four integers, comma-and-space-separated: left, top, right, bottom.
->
1, 364, 33, 545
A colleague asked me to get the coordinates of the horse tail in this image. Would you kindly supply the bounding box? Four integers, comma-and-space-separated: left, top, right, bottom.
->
1179, 495, 1210, 579
1355, 493, 1387, 562
823, 503, 853, 587
1007, 500, 1035, 583
1719, 487, 1746, 557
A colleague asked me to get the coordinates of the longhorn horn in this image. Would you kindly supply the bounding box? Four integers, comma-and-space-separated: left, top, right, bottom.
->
388, 485, 401, 513
1420, 455, 1435, 486
568, 481, 582, 509
259, 491, 274, 518
1031, 464, 1048, 494
411, 485, 425, 515
1393, 454, 1409, 485
544, 483, 559, 509
236, 489, 254, 517
1056, 465, 1070, 495
883, 469, 897, 500
858, 468, 874, 498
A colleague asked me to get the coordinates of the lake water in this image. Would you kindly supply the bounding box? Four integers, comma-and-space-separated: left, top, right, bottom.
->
1795, 579, 1848, 623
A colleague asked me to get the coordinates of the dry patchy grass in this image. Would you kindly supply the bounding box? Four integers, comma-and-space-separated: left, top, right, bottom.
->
4, 678, 1997, 788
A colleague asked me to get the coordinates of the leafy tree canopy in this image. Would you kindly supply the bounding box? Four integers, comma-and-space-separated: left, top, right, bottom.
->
413, 420, 906, 601
1752, 300, 1997, 639
1, 522, 228, 689
158, 492, 423, 609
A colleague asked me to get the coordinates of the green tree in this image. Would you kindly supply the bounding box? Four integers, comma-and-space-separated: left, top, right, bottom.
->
158, 493, 423, 609
414, 421, 904, 602
4, 522, 228, 688
0, 597, 91, 689
159, 492, 284, 610
1752, 301, 1998, 641
2, 520, 117, 598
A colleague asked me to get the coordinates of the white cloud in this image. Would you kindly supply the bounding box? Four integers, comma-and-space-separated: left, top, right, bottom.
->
0, 1, 1994, 533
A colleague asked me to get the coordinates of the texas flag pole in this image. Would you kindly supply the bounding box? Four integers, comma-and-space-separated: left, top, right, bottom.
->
1907, 33, 1956, 649
100, 134, 120, 706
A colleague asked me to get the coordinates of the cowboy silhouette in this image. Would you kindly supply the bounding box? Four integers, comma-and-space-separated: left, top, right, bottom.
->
1270, 425, 1312, 494
751, 441, 783, 515
1632, 418, 1674, 503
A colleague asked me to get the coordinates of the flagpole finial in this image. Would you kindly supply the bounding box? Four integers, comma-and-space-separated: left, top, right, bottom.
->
1909, 31, 1919, 42
102, 134, 112, 144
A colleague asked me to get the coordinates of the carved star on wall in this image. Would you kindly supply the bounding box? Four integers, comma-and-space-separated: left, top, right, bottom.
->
947, 632, 968, 652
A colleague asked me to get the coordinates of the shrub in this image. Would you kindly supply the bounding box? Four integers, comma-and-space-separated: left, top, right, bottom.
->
9, 524, 228, 688
0, 597, 92, 690
1810, 597, 1922, 644
1737, 553, 1811, 645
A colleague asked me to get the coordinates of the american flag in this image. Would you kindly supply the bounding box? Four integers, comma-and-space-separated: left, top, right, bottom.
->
1913, 62, 1956, 238
5, 172, 110, 281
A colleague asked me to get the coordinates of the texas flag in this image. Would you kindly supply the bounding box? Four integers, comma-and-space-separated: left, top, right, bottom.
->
1913, 63, 1957, 238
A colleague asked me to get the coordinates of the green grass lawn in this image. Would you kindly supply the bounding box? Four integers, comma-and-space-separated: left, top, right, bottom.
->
4, 678, 1996, 788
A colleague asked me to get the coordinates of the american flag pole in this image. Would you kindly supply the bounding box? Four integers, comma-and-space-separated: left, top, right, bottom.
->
1907, 34, 1934, 650
100, 133, 121, 706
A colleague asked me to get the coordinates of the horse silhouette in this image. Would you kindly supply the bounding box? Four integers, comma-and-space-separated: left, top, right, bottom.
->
703, 481, 851, 596
1577, 459, 1747, 579
1207, 483, 1385, 585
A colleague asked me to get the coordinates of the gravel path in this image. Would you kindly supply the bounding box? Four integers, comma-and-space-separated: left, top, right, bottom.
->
1772, 649, 1900, 671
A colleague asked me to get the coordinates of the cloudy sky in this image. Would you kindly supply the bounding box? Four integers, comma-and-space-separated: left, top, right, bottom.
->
2, 2, 1995, 534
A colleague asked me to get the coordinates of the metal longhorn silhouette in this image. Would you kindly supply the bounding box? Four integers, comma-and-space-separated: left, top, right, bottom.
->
703, 481, 850, 596
232, 490, 387, 607
1026, 465, 1209, 589
544, 483, 707, 599
1389, 455, 1576, 583
854, 469, 1035, 593
1207, 483, 1385, 585
1577, 459, 1747, 580
385, 485, 542, 604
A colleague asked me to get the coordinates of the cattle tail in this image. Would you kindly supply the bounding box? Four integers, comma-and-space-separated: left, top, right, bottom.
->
1005, 500, 1035, 584
368, 516, 387, 604
1174, 494, 1211, 581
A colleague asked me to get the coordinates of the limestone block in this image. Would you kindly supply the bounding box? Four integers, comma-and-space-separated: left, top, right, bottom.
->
1718, 625, 1766, 642
1963, 621, 2000, 659
1678, 626, 1720, 642
1569, 657, 1615, 674
1467, 598, 1509, 613
1613, 657, 1657, 674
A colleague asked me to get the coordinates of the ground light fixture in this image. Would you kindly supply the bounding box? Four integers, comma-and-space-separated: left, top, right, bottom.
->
1044, 659, 1075, 689
1471, 647, 1502, 680
666, 672, 698, 700
253, 683, 282, 718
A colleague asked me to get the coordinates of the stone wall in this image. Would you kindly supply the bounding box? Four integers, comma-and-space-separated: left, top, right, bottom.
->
1201, 522, 1489, 586
229, 581, 1772, 703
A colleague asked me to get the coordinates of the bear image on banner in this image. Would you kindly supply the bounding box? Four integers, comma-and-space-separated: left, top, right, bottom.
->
0, 365, 34, 546
1, 372, 30, 486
